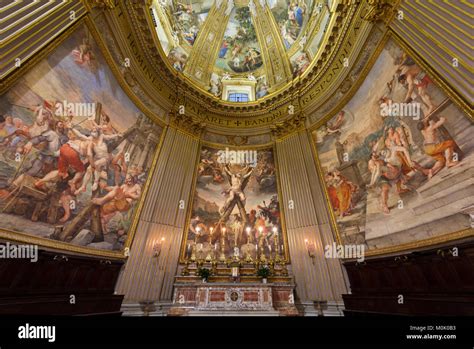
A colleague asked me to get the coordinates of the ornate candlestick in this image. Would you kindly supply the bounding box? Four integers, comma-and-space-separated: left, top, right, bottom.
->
245, 243, 253, 263
273, 227, 281, 262
258, 226, 266, 263
260, 245, 267, 263
205, 227, 213, 262
192, 226, 201, 262
219, 227, 226, 262
246, 226, 251, 244
190, 243, 196, 262
181, 259, 190, 276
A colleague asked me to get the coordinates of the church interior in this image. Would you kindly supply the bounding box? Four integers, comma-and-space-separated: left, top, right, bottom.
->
0, 0, 472, 332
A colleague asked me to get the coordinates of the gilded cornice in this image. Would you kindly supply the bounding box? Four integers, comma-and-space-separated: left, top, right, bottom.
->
86, 0, 115, 10
270, 112, 307, 138
364, 0, 397, 24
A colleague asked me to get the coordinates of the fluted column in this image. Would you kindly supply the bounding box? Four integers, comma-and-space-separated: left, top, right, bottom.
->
115, 127, 199, 302
275, 130, 348, 309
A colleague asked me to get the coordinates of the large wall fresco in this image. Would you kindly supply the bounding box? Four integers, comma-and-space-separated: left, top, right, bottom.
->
0, 24, 163, 252
312, 38, 473, 250
183, 146, 286, 262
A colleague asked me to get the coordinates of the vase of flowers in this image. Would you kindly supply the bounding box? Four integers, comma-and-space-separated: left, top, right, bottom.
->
197, 267, 211, 283
257, 265, 271, 283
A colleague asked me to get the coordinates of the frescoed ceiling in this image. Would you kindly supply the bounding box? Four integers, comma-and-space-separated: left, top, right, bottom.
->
151, 0, 333, 102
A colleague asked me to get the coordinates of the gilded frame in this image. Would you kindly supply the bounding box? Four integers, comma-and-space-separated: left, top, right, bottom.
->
0, 15, 168, 259
308, 29, 474, 258
178, 140, 291, 264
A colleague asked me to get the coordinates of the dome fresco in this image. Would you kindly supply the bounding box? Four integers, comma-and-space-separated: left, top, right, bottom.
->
171, 1, 212, 47
269, 0, 313, 50
151, 0, 330, 102
214, 6, 263, 74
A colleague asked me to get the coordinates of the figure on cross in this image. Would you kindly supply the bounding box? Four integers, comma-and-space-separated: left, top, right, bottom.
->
220, 164, 253, 216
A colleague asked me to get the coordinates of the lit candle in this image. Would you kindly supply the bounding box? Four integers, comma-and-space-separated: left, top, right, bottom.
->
195, 226, 201, 245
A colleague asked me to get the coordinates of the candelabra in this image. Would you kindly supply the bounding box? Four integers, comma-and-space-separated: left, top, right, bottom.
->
273, 227, 281, 262
268, 259, 275, 275
181, 260, 190, 276
192, 226, 201, 262
209, 227, 214, 244
190, 243, 196, 262
205, 250, 212, 262
258, 226, 266, 263
219, 227, 227, 262
205, 228, 213, 262
211, 260, 217, 275
279, 259, 288, 276
245, 244, 253, 263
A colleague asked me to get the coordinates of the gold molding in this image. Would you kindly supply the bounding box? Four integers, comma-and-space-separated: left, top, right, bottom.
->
363, 0, 397, 24
178, 142, 290, 264
86, 0, 115, 10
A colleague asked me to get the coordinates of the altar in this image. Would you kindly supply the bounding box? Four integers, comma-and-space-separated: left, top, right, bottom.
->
169, 276, 298, 316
